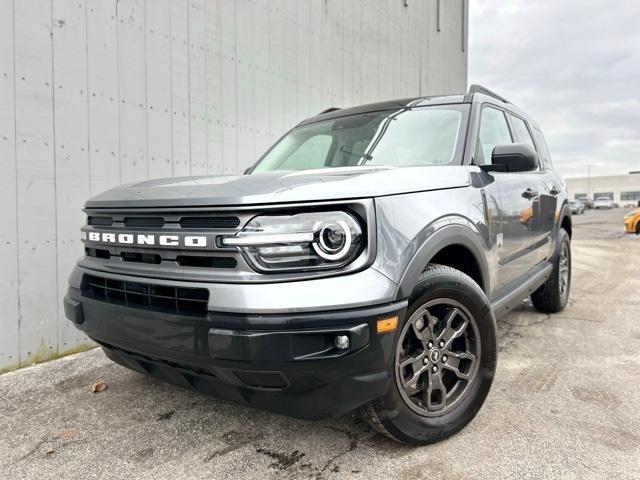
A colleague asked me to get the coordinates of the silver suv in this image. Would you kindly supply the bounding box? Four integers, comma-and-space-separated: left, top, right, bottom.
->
64, 85, 572, 444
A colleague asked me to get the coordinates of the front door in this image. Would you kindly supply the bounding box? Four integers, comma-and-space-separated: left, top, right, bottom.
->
476, 106, 544, 291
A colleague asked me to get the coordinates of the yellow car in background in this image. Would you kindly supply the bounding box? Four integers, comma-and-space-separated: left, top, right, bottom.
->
624, 208, 640, 234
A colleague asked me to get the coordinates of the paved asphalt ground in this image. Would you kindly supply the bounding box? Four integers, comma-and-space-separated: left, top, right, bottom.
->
1, 208, 639, 480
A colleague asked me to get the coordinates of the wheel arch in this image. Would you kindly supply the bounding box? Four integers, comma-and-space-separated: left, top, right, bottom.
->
559, 203, 572, 238
395, 224, 490, 301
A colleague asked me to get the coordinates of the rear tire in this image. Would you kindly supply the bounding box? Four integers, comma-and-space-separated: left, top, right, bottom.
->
361, 265, 497, 445
531, 228, 571, 313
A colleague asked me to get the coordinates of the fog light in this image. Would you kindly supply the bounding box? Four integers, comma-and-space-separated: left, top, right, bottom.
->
334, 334, 350, 350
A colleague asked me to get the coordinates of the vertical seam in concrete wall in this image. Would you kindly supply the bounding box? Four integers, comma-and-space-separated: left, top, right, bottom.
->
115, 0, 122, 185
84, 0, 91, 197
11, 0, 20, 364
418, 1, 424, 95
203, 0, 208, 175
461, 0, 466, 52
168, 4, 174, 177
143, 0, 149, 180
49, 0, 60, 355
233, 0, 238, 173
186, 0, 192, 175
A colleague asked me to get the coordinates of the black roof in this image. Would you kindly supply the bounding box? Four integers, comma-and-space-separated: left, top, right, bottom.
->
301, 84, 537, 129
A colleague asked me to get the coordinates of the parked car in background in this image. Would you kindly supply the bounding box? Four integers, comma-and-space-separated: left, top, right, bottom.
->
624, 208, 640, 234
569, 200, 585, 215
594, 197, 613, 209
579, 198, 594, 209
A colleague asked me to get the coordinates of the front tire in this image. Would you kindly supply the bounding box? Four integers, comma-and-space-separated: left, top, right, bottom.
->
361, 265, 497, 445
531, 228, 571, 313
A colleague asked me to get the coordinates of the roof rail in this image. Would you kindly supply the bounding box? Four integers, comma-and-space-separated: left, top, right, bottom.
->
463, 84, 509, 103
317, 107, 341, 115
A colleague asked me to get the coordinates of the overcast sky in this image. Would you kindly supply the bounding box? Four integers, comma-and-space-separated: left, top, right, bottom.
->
469, 0, 640, 178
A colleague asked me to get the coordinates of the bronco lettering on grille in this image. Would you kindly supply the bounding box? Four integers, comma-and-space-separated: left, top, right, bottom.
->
83, 231, 210, 248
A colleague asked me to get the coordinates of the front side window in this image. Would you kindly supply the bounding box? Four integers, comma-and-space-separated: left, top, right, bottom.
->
251, 105, 469, 173
476, 107, 513, 165
531, 128, 553, 170
509, 115, 536, 149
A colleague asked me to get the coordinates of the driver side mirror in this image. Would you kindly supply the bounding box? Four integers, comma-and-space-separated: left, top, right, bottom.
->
481, 143, 539, 173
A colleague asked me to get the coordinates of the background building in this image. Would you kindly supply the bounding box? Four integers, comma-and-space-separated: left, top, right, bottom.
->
0, 0, 469, 371
565, 172, 640, 206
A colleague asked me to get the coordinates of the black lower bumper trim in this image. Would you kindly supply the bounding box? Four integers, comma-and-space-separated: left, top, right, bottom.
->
65, 288, 407, 419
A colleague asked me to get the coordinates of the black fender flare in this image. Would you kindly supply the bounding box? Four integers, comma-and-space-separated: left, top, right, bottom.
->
394, 223, 490, 301
553, 202, 572, 254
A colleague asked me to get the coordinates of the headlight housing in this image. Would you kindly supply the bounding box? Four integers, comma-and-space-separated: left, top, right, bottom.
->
222, 211, 364, 272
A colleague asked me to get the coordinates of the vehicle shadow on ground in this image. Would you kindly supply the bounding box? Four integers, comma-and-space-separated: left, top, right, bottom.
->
70, 350, 416, 478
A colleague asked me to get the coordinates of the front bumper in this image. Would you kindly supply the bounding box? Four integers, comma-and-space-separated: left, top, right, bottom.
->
64, 268, 406, 420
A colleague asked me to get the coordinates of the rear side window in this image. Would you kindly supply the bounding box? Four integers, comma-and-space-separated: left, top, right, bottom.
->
509, 115, 536, 149
531, 128, 553, 170
477, 107, 513, 165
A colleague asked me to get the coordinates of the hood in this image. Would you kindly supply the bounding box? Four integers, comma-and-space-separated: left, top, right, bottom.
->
85, 166, 472, 208
625, 208, 640, 217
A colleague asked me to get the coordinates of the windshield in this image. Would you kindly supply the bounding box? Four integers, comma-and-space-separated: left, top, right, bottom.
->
251, 105, 469, 173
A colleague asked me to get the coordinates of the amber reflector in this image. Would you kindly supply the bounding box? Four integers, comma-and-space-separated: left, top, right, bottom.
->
376, 316, 398, 334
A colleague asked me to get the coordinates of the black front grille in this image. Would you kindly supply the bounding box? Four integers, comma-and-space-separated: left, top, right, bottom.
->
81, 274, 209, 316
177, 255, 238, 269
121, 252, 162, 264
180, 216, 240, 229
88, 216, 114, 226
85, 247, 111, 259
124, 217, 165, 228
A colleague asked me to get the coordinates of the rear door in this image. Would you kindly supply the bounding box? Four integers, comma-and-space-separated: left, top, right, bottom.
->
476, 106, 545, 291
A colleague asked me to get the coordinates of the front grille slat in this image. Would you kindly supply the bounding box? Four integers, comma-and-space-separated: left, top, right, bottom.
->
88, 216, 114, 226
177, 255, 238, 269
124, 217, 165, 228
81, 274, 209, 317
180, 216, 240, 229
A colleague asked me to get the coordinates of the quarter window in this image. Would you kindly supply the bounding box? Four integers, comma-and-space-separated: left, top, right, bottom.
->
477, 107, 513, 165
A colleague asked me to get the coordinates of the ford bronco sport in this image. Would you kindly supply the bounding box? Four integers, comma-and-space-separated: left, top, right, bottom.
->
64, 85, 572, 445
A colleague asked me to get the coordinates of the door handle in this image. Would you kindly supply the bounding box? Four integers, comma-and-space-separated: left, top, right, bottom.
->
522, 188, 538, 199
549, 186, 561, 196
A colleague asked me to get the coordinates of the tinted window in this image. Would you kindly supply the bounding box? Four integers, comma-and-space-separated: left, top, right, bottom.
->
509, 115, 536, 148
477, 107, 512, 165
531, 128, 553, 170
252, 105, 469, 173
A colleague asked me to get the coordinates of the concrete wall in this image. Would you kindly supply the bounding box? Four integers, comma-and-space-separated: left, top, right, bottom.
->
0, 0, 468, 372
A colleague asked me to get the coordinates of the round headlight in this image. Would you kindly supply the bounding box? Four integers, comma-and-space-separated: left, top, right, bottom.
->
314, 220, 352, 260
223, 210, 364, 272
